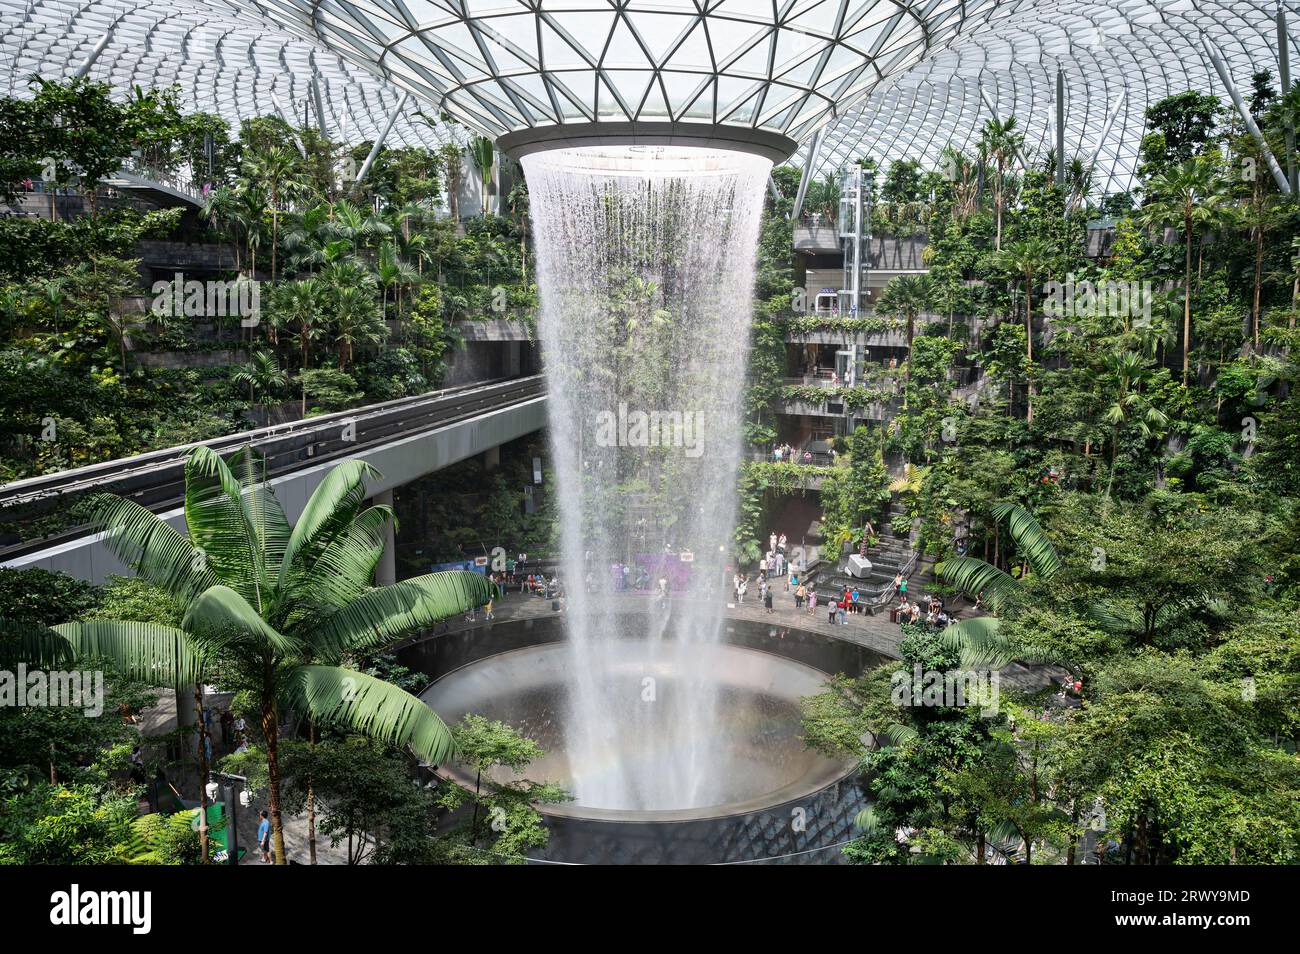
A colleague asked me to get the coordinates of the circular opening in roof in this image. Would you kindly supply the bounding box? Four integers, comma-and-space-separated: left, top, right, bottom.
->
523, 144, 771, 178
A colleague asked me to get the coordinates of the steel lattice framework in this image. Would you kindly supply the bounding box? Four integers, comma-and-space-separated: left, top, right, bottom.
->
0, 0, 456, 149
2, 0, 1298, 189
806, 0, 1300, 193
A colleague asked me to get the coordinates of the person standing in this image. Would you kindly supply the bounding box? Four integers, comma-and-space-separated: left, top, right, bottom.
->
484, 596, 495, 621
828, 599, 838, 625
837, 600, 847, 626
764, 589, 774, 614
808, 589, 817, 614
795, 582, 806, 609
257, 810, 272, 864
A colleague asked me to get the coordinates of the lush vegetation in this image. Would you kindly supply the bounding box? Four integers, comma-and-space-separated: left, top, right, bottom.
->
796, 82, 1300, 863
0, 79, 536, 484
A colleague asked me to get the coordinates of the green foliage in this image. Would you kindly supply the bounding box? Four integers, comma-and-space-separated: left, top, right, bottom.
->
0, 568, 99, 625
0, 783, 137, 865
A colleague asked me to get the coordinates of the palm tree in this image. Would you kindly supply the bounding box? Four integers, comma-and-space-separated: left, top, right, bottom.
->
1064, 156, 1093, 215
874, 274, 933, 401
201, 186, 242, 271
997, 237, 1056, 423
13, 449, 495, 864
328, 198, 391, 255
331, 285, 387, 372
377, 241, 421, 320
978, 116, 1024, 251
1100, 350, 1169, 499
244, 146, 307, 282
234, 350, 289, 414
1137, 155, 1233, 385
274, 279, 328, 414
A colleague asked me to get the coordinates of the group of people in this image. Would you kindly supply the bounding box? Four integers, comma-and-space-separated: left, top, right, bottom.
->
893, 592, 953, 629
771, 444, 816, 465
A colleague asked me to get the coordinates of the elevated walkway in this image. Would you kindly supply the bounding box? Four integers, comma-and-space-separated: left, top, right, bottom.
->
2, 376, 547, 582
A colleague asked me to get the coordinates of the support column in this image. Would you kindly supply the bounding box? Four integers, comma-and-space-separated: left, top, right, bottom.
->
1087, 90, 1127, 194
1056, 69, 1066, 190
356, 92, 412, 186
310, 74, 329, 139
73, 32, 113, 79
374, 489, 396, 587
1279, 6, 1297, 192
1204, 37, 1292, 193
791, 128, 825, 221
482, 445, 501, 471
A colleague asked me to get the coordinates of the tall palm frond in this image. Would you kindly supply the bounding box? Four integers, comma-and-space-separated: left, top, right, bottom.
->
0, 619, 75, 669
935, 556, 1021, 613
309, 571, 497, 659
53, 620, 205, 687
86, 494, 219, 603
988, 502, 1062, 578
282, 665, 456, 764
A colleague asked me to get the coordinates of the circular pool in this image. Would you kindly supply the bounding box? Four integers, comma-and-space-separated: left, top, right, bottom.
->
400, 614, 882, 863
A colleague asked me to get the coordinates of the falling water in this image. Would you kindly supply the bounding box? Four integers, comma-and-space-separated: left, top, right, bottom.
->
524, 145, 771, 811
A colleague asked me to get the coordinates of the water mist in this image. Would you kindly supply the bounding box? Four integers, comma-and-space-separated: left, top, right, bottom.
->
523, 145, 771, 811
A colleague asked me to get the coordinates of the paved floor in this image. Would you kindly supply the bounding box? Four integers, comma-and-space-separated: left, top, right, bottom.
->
448, 584, 1063, 692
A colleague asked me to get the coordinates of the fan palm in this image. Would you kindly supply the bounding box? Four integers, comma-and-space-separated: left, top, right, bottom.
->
233, 350, 289, 409
273, 278, 328, 414
8, 448, 494, 864
1137, 155, 1234, 385
331, 284, 387, 371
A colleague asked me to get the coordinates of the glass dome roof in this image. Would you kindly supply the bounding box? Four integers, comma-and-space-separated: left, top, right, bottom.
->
3, 0, 1297, 189
220, 0, 1002, 156
0, 0, 457, 149
803, 0, 1299, 191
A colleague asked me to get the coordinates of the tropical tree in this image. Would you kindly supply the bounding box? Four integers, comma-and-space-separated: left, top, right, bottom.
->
1137, 155, 1234, 384
243, 145, 308, 281
978, 116, 1024, 250
997, 237, 1057, 423
1100, 350, 1169, 499
272, 278, 328, 414
438, 142, 464, 220
377, 241, 421, 320
874, 273, 934, 399
10, 449, 495, 864
331, 284, 387, 372
938, 502, 1062, 618
234, 350, 289, 410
